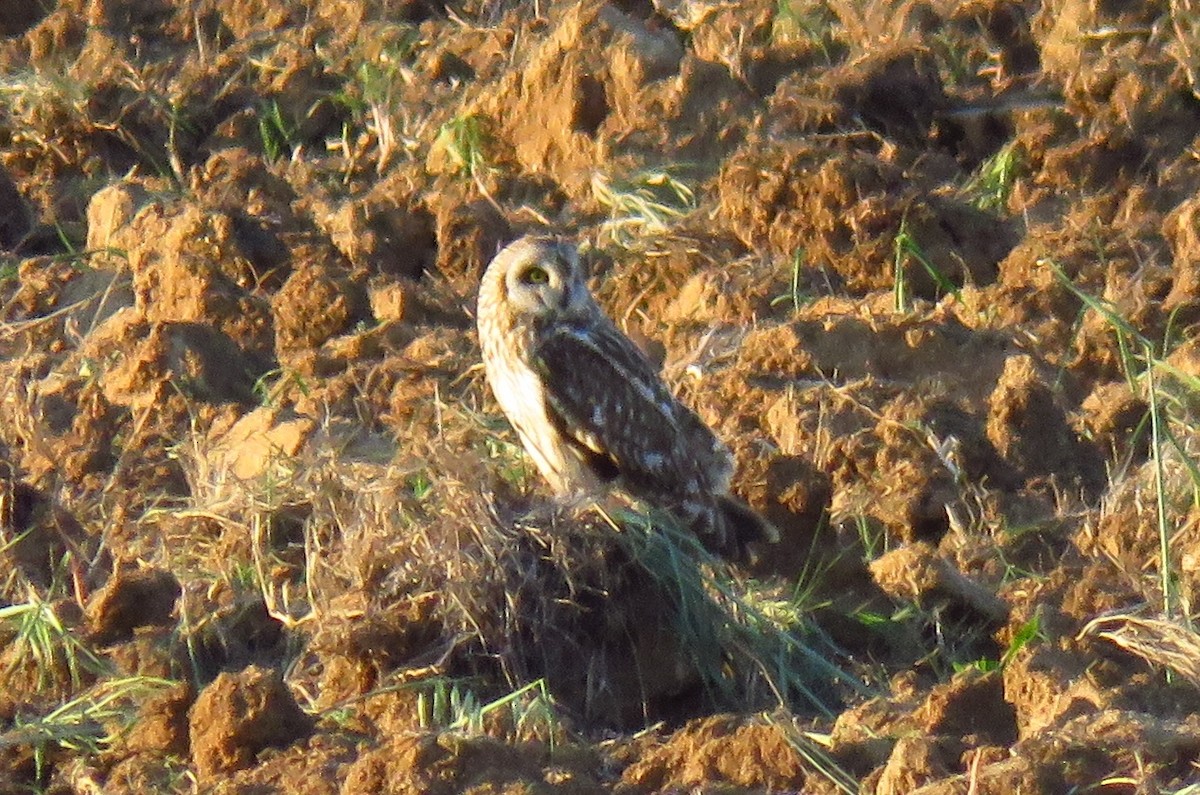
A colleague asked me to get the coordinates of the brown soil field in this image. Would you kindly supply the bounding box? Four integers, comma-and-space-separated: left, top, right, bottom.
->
3, 0, 1200, 792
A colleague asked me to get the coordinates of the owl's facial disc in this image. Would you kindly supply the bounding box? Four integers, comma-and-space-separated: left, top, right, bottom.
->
505, 245, 586, 316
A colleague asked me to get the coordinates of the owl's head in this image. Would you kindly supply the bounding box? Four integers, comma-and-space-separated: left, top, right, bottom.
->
481, 235, 592, 321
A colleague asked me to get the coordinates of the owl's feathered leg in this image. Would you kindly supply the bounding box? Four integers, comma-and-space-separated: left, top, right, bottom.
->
675, 495, 779, 562
716, 494, 780, 556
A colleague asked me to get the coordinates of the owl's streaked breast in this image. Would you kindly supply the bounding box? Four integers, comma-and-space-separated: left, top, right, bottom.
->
481, 328, 602, 496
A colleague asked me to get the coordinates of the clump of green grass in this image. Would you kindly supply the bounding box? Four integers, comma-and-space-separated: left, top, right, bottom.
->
316, 673, 560, 749
852, 602, 999, 680
0, 586, 110, 692
335, 469, 866, 728
436, 113, 494, 182
771, 1, 837, 61
929, 30, 981, 89
0, 676, 175, 781
601, 510, 862, 792
1049, 269, 1200, 457
963, 141, 1026, 213
770, 249, 812, 313
332, 24, 424, 171
251, 367, 311, 408
258, 100, 300, 162
600, 507, 864, 715
590, 168, 696, 245
1049, 259, 1200, 618
893, 218, 961, 312
482, 434, 531, 491
848, 514, 889, 562
416, 676, 557, 742
1002, 614, 1044, 666
956, 613, 1043, 673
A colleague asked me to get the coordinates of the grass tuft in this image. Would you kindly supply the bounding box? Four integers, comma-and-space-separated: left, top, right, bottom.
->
1050, 259, 1200, 616
332, 24, 425, 172
956, 613, 1043, 674
769, 713, 859, 794
258, 100, 300, 162
590, 168, 696, 245
1079, 613, 1200, 687
963, 141, 1025, 213
770, 249, 811, 314
893, 218, 961, 312
600, 507, 865, 716
0, 586, 110, 692
0, 676, 175, 781
772, 1, 838, 61
436, 113, 494, 182
415, 676, 558, 743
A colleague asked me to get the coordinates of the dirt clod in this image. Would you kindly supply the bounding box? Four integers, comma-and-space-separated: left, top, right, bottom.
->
874, 736, 951, 795
125, 682, 194, 756
987, 354, 1103, 495
272, 264, 371, 354
188, 665, 314, 780
620, 715, 807, 792
869, 542, 1009, 625
917, 668, 1016, 745
86, 565, 181, 645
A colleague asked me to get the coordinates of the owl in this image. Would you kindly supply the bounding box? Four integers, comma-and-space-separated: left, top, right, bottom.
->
476, 235, 778, 559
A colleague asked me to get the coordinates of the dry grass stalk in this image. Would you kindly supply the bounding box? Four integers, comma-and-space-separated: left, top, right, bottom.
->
1078, 612, 1200, 688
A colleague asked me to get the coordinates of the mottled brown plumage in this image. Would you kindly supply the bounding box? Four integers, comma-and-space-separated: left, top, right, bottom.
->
477, 235, 777, 558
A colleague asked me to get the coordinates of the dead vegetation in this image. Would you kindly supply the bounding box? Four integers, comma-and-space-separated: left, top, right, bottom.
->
2, 0, 1200, 792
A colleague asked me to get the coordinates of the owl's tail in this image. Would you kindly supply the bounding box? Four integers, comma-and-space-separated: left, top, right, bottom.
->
709, 494, 780, 563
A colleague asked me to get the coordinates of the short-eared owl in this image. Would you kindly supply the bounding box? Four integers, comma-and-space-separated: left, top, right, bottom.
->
477, 235, 777, 558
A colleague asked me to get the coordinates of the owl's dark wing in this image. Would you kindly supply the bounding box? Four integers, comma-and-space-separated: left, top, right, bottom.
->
532, 322, 722, 495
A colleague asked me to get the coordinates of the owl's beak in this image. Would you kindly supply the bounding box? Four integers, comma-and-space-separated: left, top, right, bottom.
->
565, 280, 589, 311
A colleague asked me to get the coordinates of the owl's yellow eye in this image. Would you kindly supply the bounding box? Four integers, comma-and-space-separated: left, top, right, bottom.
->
522, 266, 550, 285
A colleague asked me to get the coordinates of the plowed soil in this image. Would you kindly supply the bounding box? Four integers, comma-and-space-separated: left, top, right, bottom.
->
3, 1, 1200, 793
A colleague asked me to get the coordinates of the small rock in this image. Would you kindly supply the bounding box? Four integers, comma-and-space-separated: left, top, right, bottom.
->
369, 280, 408, 323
